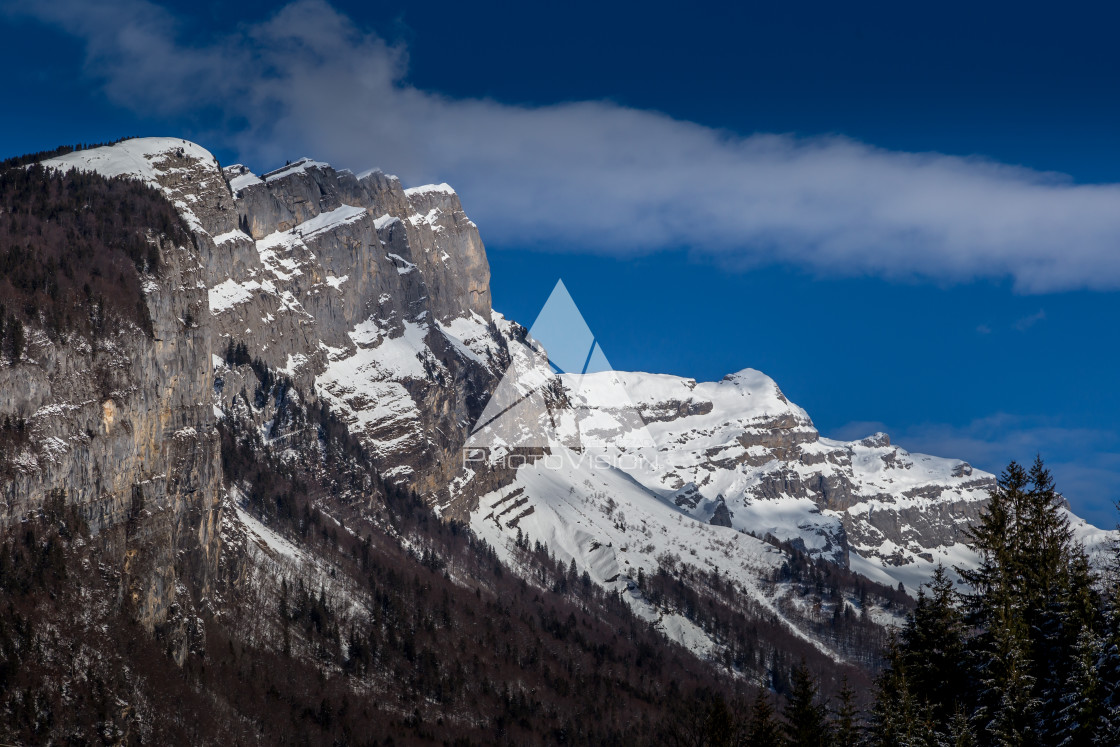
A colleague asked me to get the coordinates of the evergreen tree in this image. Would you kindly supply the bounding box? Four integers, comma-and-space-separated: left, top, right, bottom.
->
959, 461, 1025, 634
901, 564, 967, 723
1094, 557, 1120, 745
957, 457, 1097, 744
945, 706, 978, 747
978, 620, 1038, 747
1036, 544, 1101, 745
747, 688, 783, 747
865, 457, 1120, 747
1054, 626, 1103, 746
1018, 458, 1099, 742
867, 639, 938, 747
783, 661, 831, 747
831, 678, 860, 747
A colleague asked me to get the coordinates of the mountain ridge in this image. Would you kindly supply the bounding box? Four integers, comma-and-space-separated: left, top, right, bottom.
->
15, 135, 1115, 669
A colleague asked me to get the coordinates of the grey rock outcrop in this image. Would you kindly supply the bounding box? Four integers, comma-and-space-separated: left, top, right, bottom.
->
4, 140, 224, 642
209, 159, 507, 510
8, 137, 508, 639
36, 141, 506, 511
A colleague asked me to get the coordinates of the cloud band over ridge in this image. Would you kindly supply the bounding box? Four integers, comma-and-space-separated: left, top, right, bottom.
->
10, 0, 1120, 293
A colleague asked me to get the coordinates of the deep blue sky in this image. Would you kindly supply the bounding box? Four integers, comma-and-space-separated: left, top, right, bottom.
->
3, 0, 1119, 526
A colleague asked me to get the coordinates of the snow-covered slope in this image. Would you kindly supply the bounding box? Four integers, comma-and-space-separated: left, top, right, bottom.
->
469, 443, 893, 662
44, 137, 226, 235
461, 319, 1117, 600
562, 366, 989, 566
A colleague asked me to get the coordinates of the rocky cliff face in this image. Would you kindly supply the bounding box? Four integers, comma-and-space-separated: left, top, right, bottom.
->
210, 158, 507, 506
37, 140, 508, 521
3, 140, 224, 641
5, 137, 507, 651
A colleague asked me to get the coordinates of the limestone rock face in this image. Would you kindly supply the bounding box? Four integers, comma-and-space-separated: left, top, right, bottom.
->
10, 138, 505, 633
210, 160, 506, 508
400, 184, 493, 324
31, 141, 504, 516
5, 139, 224, 637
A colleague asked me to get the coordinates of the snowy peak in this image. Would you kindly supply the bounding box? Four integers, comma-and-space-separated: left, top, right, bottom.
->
464, 322, 1115, 603
43, 137, 235, 236
403, 182, 457, 197
578, 367, 811, 429
42, 137, 220, 182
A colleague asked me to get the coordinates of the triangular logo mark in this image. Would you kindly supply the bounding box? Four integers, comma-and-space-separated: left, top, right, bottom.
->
467, 280, 655, 453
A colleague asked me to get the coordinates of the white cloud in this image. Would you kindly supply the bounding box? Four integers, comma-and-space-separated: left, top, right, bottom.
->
11, 0, 1120, 292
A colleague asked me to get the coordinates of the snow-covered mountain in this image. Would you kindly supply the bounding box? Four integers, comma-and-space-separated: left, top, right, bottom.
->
43, 138, 507, 509
23, 137, 1114, 666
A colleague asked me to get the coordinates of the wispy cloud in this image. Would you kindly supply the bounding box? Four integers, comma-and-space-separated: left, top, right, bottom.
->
1013, 309, 1046, 331
10, 0, 1120, 293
